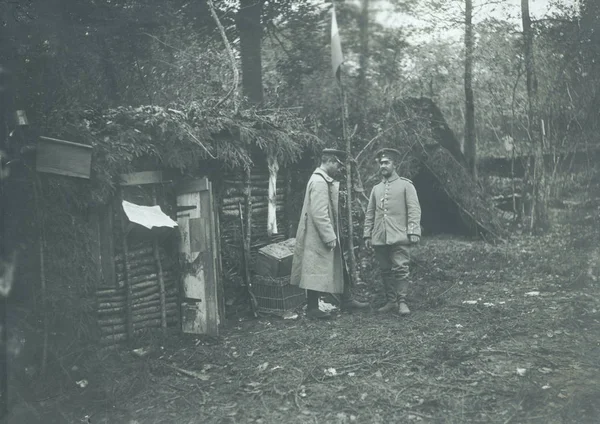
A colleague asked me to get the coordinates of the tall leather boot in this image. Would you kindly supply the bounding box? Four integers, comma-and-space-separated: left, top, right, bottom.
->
306, 290, 330, 319
396, 276, 410, 316
341, 280, 369, 311
377, 271, 397, 313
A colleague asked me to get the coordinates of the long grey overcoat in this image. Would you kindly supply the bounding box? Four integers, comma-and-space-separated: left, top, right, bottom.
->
290, 168, 344, 294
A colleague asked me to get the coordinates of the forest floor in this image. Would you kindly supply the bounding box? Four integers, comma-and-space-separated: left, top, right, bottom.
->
4, 188, 600, 424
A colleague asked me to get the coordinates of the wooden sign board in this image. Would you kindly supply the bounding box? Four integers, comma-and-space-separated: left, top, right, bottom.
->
119, 171, 164, 186
36, 136, 92, 179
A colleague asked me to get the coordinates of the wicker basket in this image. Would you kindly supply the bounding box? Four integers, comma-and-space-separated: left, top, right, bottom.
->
251, 275, 305, 313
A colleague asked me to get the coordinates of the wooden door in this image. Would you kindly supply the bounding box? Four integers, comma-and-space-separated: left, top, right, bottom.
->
176, 178, 220, 336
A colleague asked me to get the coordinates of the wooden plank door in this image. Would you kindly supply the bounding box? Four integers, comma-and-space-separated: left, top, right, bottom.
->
176, 178, 220, 336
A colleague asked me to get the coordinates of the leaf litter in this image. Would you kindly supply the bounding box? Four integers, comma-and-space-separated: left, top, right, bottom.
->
15, 193, 600, 423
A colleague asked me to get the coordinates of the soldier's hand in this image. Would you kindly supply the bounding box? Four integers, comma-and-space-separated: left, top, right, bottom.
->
364, 238, 372, 249
409, 235, 420, 244
325, 239, 337, 250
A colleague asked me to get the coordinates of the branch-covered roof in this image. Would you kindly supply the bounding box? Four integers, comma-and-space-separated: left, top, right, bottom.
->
74, 103, 324, 203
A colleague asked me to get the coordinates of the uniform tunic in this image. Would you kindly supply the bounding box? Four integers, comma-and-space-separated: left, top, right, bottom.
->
363, 172, 421, 245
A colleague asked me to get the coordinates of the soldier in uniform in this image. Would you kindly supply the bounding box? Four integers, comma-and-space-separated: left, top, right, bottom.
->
291, 149, 369, 319
363, 148, 421, 315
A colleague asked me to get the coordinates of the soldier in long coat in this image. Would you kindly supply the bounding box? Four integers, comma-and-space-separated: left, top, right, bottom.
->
291, 149, 368, 319
364, 148, 422, 316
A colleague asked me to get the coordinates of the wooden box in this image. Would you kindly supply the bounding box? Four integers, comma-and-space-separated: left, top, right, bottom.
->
252, 275, 304, 313
36, 136, 93, 179
255, 238, 296, 277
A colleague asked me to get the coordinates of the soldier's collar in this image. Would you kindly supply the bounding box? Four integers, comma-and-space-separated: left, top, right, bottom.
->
315, 167, 334, 183
382, 172, 399, 183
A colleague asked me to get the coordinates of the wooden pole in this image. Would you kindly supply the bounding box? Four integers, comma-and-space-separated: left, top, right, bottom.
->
151, 187, 167, 332
32, 176, 48, 376
242, 167, 258, 316
339, 75, 358, 287
118, 190, 134, 340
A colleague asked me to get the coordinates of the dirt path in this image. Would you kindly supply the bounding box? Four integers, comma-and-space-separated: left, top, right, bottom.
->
5, 202, 600, 424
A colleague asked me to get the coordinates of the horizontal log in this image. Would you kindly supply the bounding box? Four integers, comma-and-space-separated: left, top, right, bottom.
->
115, 264, 171, 281
222, 194, 284, 206
99, 333, 128, 345
98, 291, 177, 308
97, 298, 178, 315
222, 200, 284, 211
221, 206, 284, 216
100, 316, 178, 335
223, 180, 284, 187
97, 290, 177, 309
134, 302, 178, 317
116, 273, 175, 288
223, 187, 269, 196
98, 288, 177, 305
114, 246, 167, 262
98, 309, 178, 327
115, 256, 173, 272
98, 280, 176, 301
99, 318, 179, 344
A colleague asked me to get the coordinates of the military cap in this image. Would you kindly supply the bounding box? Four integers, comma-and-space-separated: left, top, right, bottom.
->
375, 148, 402, 162
322, 148, 347, 158
322, 148, 347, 165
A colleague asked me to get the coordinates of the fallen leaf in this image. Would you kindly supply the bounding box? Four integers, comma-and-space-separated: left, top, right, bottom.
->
463, 300, 478, 305
257, 362, 269, 372
516, 368, 527, 376
324, 367, 337, 377
525, 291, 540, 296
374, 370, 383, 378
283, 311, 298, 320
542, 385, 551, 390
539, 367, 553, 374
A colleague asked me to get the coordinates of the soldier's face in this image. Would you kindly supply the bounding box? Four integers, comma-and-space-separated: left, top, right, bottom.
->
379, 158, 394, 177
326, 158, 344, 179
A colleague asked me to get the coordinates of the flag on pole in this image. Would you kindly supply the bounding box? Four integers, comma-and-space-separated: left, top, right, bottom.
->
331, 6, 344, 79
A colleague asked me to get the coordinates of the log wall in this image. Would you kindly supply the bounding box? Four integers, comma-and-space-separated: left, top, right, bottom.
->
96, 235, 180, 346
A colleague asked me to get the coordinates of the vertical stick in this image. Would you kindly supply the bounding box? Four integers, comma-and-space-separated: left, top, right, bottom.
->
243, 167, 253, 269
242, 168, 257, 316
267, 155, 279, 237
284, 168, 293, 238
118, 191, 133, 340
339, 78, 358, 287
32, 176, 48, 376
152, 187, 167, 332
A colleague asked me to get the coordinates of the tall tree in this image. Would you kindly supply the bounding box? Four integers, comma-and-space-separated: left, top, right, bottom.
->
237, 0, 264, 105
358, 0, 369, 98
464, 0, 476, 178
521, 0, 549, 232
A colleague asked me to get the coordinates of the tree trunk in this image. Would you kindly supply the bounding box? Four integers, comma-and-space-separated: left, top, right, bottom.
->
358, 0, 369, 99
464, 0, 476, 179
521, 0, 550, 232
237, 0, 263, 105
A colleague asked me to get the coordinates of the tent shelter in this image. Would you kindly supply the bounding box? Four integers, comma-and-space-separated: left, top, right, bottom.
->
358, 97, 504, 240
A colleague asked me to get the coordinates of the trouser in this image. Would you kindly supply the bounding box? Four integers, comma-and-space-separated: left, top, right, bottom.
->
373, 244, 410, 303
